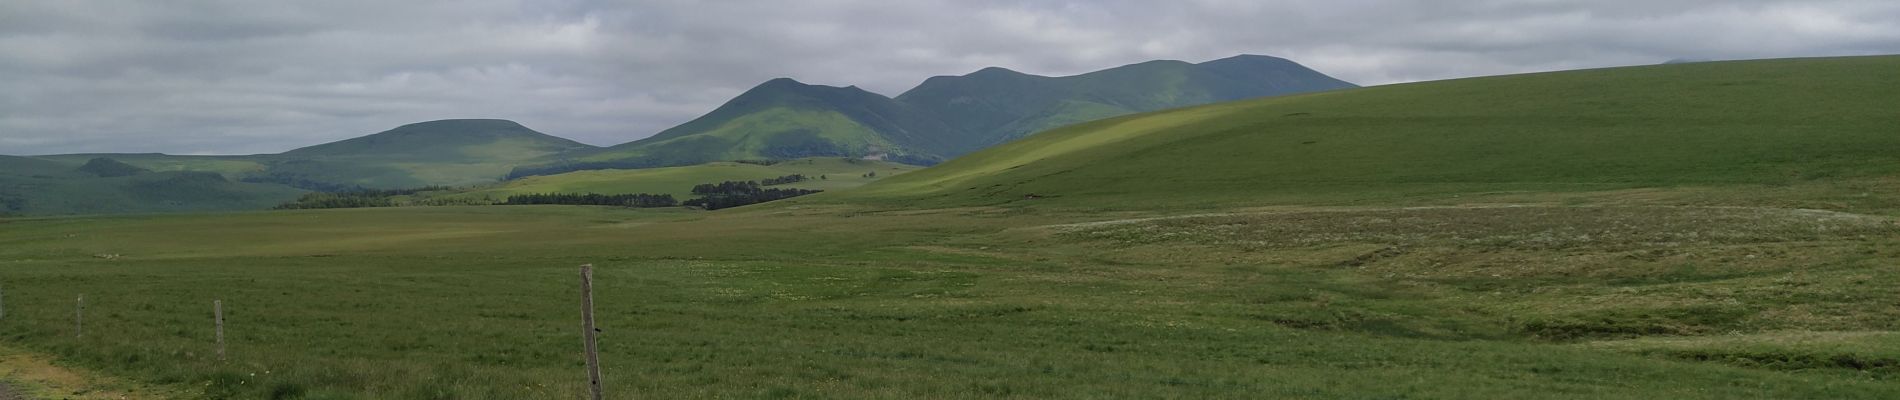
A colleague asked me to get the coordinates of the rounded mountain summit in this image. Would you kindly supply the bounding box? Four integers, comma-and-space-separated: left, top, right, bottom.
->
282, 119, 595, 162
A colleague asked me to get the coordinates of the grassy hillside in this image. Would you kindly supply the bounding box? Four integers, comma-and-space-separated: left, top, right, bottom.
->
0, 156, 305, 216
31, 153, 269, 179
435, 158, 919, 201
530, 55, 1357, 179
897, 54, 1358, 155
254, 119, 598, 189
0, 154, 82, 177
849, 56, 1900, 210
34, 120, 601, 192
518, 80, 951, 178
281, 119, 591, 161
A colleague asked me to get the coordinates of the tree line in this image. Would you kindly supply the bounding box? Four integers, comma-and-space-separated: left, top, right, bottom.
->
506, 159, 670, 180
759, 174, 806, 186
272, 186, 456, 210
500, 193, 678, 208
683, 180, 822, 210
270, 177, 823, 211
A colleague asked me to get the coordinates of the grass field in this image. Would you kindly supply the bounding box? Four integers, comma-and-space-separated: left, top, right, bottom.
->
2, 57, 1899, 398
2, 193, 1899, 399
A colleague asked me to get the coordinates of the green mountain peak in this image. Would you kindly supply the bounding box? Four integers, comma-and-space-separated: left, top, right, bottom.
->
75, 157, 151, 177
514, 54, 1359, 179
282, 119, 591, 160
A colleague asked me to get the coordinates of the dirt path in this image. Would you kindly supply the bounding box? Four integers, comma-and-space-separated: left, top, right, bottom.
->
0, 382, 22, 400
0, 345, 171, 400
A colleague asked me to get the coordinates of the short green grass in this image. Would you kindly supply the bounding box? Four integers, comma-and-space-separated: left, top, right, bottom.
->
3, 195, 1899, 398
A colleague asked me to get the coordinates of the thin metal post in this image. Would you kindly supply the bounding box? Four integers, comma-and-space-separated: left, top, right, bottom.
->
581, 264, 604, 400
215, 300, 226, 361
75, 294, 84, 338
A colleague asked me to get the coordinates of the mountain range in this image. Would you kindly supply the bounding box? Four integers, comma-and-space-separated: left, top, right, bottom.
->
521, 54, 1356, 177
6, 54, 1355, 215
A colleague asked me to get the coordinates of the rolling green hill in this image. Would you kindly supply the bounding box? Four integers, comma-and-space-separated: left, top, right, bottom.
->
432, 157, 918, 201
537, 80, 953, 176
0, 156, 305, 216
0, 154, 81, 177
32, 153, 270, 178
252, 119, 597, 189
896, 54, 1358, 155
280, 119, 591, 161
74, 157, 151, 177
34, 119, 600, 192
516, 55, 1356, 178
845, 55, 1900, 209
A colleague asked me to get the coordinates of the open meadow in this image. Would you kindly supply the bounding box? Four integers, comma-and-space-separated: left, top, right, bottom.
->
2, 56, 1899, 399
3, 176, 1900, 399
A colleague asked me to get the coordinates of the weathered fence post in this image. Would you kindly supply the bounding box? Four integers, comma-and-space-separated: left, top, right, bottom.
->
75, 294, 84, 338
215, 300, 226, 361
581, 264, 604, 400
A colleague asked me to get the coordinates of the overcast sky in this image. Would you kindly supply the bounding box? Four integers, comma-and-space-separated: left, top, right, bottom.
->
3, 0, 1898, 155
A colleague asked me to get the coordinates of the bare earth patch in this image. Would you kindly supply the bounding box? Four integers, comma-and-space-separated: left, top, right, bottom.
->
0, 345, 171, 400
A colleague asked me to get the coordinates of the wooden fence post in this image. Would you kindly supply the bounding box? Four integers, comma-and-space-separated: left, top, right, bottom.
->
581, 264, 604, 400
75, 294, 84, 338
215, 300, 226, 361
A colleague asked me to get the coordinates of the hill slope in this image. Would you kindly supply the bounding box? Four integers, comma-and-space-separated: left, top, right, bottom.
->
0, 156, 304, 216
521, 55, 1355, 178
74, 157, 151, 177
36, 119, 600, 191
540, 80, 952, 177
843, 56, 1900, 209
897, 54, 1357, 155
436, 157, 918, 201
281, 119, 592, 161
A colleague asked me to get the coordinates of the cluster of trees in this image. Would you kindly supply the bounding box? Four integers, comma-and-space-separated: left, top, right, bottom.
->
0, 196, 25, 215
887, 154, 939, 166
683, 180, 822, 210
759, 174, 806, 186
348, 186, 451, 196
271, 186, 455, 210
691, 180, 761, 196
76, 158, 149, 177
274, 192, 396, 210
243, 174, 365, 193
502, 193, 678, 208
411, 197, 492, 207
269, 173, 827, 212
506, 159, 670, 180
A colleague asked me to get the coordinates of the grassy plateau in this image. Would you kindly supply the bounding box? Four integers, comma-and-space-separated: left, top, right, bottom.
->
1, 56, 1898, 399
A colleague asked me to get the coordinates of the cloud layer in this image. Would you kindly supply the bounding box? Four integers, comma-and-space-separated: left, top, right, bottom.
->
3, 0, 1897, 155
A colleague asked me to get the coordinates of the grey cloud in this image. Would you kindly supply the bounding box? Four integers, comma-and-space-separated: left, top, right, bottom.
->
2, 0, 1897, 155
